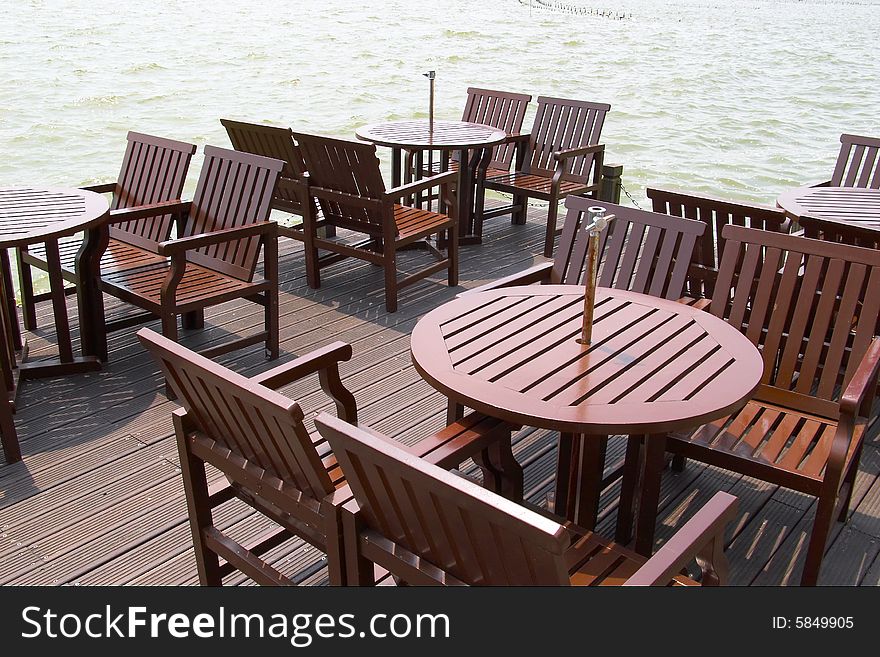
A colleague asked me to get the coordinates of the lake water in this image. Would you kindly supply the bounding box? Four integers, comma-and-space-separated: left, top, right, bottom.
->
2, 0, 879, 291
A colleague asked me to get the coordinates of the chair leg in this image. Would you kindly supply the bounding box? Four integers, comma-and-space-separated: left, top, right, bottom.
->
446, 399, 464, 424
446, 222, 459, 287
384, 248, 398, 313
177, 450, 222, 585
511, 193, 527, 225
671, 454, 687, 472
303, 229, 321, 289
161, 312, 179, 400
0, 398, 21, 464
543, 194, 560, 258
265, 287, 279, 360
181, 310, 204, 330
15, 247, 38, 331
801, 490, 837, 586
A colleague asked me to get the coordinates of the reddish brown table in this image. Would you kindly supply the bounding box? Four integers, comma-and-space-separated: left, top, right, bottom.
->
777, 185, 880, 247
356, 120, 507, 244
411, 285, 763, 554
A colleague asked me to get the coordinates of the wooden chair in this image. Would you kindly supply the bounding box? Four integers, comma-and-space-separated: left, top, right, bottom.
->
138, 328, 520, 585
15, 131, 196, 331
97, 146, 283, 359
220, 118, 336, 240
316, 413, 739, 586
812, 133, 880, 189
664, 225, 880, 585
415, 87, 532, 186
477, 96, 611, 257
293, 132, 458, 313
647, 188, 790, 299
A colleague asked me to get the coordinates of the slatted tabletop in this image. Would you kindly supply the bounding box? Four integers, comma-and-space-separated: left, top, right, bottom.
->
356, 120, 507, 150
777, 185, 880, 238
411, 286, 763, 435
0, 187, 109, 249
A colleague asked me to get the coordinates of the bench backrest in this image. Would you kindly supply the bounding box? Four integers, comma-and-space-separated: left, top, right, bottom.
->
221, 119, 307, 215
647, 187, 789, 298
110, 131, 196, 250
552, 196, 705, 301
182, 145, 283, 281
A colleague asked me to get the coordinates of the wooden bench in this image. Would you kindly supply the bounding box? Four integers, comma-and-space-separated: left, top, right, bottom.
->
316, 413, 739, 586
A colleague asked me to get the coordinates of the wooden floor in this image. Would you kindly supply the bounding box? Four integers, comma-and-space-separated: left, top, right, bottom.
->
1, 207, 879, 586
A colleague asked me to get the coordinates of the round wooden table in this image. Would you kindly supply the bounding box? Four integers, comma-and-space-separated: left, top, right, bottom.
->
777, 185, 880, 247
356, 120, 507, 244
0, 187, 109, 461
411, 285, 763, 553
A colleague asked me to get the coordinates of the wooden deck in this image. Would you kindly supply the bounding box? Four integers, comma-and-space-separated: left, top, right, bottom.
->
1, 207, 879, 586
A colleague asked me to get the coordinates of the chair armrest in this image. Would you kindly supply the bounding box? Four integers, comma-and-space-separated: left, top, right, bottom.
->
386, 170, 458, 201
251, 341, 357, 423
840, 337, 880, 419
677, 296, 712, 311
157, 221, 275, 256
410, 412, 518, 469
107, 199, 191, 226
460, 262, 553, 296
81, 182, 118, 194
551, 143, 606, 162
807, 179, 832, 188
502, 132, 530, 145
623, 491, 738, 586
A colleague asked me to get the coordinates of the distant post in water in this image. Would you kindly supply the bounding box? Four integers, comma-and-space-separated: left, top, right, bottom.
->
577, 206, 615, 345
424, 70, 436, 133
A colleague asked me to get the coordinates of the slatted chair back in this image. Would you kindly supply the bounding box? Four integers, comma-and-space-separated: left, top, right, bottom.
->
292, 132, 389, 236
551, 197, 706, 300
181, 146, 283, 281
317, 414, 571, 585
220, 119, 307, 214
710, 225, 880, 417
523, 96, 610, 183
830, 133, 880, 188
138, 329, 335, 500
110, 131, 196, 250
462, 88, 532, 171
646, 187, 789, 298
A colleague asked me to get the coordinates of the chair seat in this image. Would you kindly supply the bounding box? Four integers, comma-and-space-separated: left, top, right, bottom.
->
565, 530, 696, 586
667, 399, 864, 492
393, 204, 453, 242
420, 160, 509, 180
100, 259, 269, 313
484, 171, 593, 198
23, 237, 166, 281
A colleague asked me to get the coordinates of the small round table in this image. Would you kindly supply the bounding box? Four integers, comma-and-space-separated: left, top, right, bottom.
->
777, 185, 880, 247
0, 186, 109, 461
411, 285, 763, 553
356, 120, 507, 244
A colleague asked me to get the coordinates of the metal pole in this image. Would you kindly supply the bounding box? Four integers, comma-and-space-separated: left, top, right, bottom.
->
424, 70, 435, 133
577, 207, 614, 345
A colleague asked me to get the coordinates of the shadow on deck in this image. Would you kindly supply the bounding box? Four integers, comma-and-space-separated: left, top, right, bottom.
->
1, 207, 878, 586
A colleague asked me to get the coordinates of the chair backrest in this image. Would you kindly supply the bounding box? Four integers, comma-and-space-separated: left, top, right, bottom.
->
461, 87, 532, 171
710, 225, 880, 417
182, 145, 283, 281
316, 413, 571, 585
137, 328, 335, 499
551, 197, 706, 301
646, 187, 789, 298
293, 132, 390, 237
110, 131, 196, 250
220, 119, 307, 215
831, 133, 880, 188
523, 96, 610, 182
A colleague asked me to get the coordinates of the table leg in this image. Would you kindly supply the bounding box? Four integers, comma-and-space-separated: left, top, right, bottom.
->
554, 432, 604, 530
633, 433, 668, 556
615, 435, 644, 545
0, 257, 20, 463
0, 249, 22, 351
44, 239, 74, 363
76, 222, 109, 362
